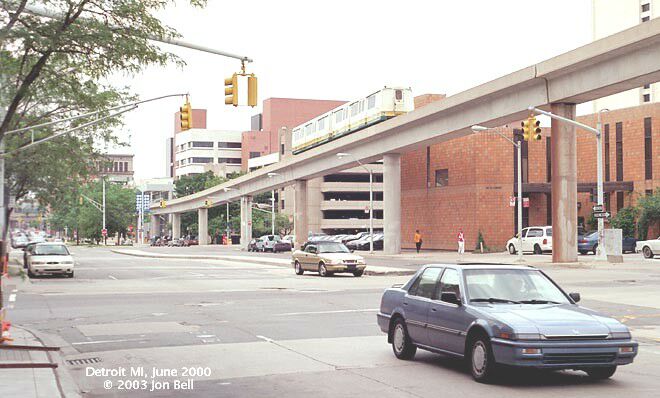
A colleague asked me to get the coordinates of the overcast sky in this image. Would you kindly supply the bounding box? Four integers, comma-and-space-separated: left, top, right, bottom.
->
112, 0, 593, 180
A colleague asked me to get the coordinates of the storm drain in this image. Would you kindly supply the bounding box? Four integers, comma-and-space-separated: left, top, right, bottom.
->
66, 357, 102, 366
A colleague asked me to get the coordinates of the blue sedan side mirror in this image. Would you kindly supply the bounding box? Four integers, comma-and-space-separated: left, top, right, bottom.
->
441, 292, 461, 305
569, 292, 581, 303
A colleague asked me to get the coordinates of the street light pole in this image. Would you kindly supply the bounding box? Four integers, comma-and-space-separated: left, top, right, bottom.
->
226, 201, 230, 245
472, 126, 523, 262
271, 189, 275, 235
595, 109, 609, 259
102, 178, 106, 244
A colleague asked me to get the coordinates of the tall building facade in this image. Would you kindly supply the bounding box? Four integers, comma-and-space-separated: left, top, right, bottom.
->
591, 0, 658, 111
96, 153, 134, 185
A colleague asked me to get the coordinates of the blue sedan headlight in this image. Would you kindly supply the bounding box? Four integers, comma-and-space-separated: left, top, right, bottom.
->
608, 331, 632, 339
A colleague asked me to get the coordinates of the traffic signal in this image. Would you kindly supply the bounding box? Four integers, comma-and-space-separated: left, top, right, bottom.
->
225, 73, 238, 106
180, 100, 192, 131
159, 199, 166, 208
204, 199, 212, 207
531, 117, 542, 140
79, 196, 83, 205
247, 74, 258, 107
521, 119, 531, 141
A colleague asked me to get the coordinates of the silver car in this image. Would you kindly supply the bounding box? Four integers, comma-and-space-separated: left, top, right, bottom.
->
25, 243, 75, 278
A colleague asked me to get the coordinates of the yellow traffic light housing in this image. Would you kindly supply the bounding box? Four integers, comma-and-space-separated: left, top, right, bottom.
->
204, 199, 212, 207
532, 117, 542, 140
179, 101, 193, 131
79, 196, 83, 205
225, 73, 238, 107
247, 74, 258, 107
521, 119, 531, 141
160, 199, 166, 208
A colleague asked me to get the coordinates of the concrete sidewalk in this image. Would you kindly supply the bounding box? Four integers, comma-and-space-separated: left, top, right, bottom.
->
0, 326, 79, 398
111, 249, 416, 276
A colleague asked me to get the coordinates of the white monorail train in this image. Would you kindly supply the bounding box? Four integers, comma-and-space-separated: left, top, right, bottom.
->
292, 87, 414, 154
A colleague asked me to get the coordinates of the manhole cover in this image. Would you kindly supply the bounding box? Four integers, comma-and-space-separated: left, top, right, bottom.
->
66, 357, 102, 366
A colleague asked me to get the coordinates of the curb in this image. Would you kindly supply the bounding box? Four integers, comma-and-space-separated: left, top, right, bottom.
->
111, 249, 416, 276
13, 326, 82, 398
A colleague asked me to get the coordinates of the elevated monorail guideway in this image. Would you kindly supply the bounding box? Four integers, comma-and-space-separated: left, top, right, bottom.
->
153, 19, 660, 261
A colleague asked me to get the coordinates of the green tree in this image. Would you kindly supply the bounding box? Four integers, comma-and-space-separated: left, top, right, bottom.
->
611, 206, 638, 238
637, 189, 660, 240
0, 0, 205, 233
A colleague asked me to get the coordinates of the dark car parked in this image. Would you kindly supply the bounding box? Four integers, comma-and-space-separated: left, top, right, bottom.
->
272, 240, 292, 253
346, 234, 384, 251
578, 232, 637, 255
377, 264, 637, 383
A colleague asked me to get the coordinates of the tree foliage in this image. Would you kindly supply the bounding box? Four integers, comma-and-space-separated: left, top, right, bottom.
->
0, 0, 205, 226
637, 189, 660, 240
610, 206, 638, 238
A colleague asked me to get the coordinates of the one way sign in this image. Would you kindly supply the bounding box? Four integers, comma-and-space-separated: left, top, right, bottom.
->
593, 212, 611, 219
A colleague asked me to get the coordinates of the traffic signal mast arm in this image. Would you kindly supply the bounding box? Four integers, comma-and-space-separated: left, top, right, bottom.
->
528, 106, 600, 136
80, 194, 103, 213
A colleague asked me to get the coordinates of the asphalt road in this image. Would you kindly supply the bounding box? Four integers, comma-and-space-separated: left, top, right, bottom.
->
8, 246, 660, 397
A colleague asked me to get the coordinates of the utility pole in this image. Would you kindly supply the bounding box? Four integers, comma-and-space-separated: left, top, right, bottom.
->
271, 190, 275, 235
226, 201, 230, 244
102, 178, 106, 244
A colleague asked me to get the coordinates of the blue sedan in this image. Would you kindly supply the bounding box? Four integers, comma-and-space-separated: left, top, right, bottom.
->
377, 264, 637, 382
578, 232, 638, 255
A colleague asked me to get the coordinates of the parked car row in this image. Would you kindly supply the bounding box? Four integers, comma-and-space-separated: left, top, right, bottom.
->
150, 235, 198, 247
247, 235, 292, 253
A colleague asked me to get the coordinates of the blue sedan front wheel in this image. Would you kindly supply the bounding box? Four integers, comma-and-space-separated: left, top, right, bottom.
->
469, 338, 497, 383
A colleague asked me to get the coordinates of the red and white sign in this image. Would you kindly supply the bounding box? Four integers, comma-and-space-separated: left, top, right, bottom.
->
509, 197, 516, 207
128, 225, 134, 232
364, 206, 370, 214
101, 228, 107, 237
247, 220, 252, 226
523, 198, 530, 208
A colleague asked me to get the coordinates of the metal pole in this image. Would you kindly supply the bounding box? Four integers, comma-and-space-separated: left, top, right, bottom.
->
102, 178, 106, 244
369, 170, 374, 254
226, 202, 230, 244
595, 112, 605, 259
271, 190, 275, 235
517, 142, 523, 262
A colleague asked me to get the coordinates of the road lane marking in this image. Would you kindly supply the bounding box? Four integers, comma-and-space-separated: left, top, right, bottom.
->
72, 338, 146, 345
274, 309, 379, 316
8, 294, 16, 302
108, 275, 117, 280
256, 335, 274, 343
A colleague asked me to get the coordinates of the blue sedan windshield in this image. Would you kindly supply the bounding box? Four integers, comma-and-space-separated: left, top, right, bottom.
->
464, 269, 570, 304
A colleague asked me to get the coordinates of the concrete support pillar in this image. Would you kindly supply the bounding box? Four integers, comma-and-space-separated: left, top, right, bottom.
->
172, 213, 181, 239
383, 153, 401, 254
198, 207, 209, 245
551, 103, 578, 263
150, 214, 159, 237
240, 196, 253, 249
293, 180, 308, 251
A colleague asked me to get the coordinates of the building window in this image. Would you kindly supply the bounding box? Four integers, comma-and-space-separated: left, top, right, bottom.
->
642, 16, 650, 22
218, 157, 241, 164
124, 162, 128, 172
643, 84, 651, 89
615, 122, 623, 181
191, 141, 213, 148
647, 189, 654, 196
616, 191, 624, 212
604, 192, 611, 212
118, 162, 123, 172
645, 117, 653, 180
643, 93, 651, 102
218, 142, 241, 149
281, 143, 285, 155
191, 157, 213, 164
249, 151, 261, 159
435, 169, 448, 187
281, 200, 285, 210
642, 3, 650, 12
604, 124, 610, 182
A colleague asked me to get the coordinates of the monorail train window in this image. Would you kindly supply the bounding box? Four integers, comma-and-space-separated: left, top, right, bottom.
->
395, 89, 403, 100
318, 116, 327, 130
335, 110, 343, 123
305, 123, 312, 134
350, 102, 360, 116
367, 95, 376, 109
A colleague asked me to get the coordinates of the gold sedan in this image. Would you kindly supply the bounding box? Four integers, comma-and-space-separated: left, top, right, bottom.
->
292, 241, 366, 277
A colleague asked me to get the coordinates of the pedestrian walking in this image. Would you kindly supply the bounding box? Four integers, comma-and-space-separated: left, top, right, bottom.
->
414, 230, 423, 253
457, 228, 465, 254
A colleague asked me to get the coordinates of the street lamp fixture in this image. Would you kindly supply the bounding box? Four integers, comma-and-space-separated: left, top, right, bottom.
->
471, 125, 524, 262
336, 152, 374, 253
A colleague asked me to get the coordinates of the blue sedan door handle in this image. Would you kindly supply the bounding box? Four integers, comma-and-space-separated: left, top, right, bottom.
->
431, 307, 437, 312
403, 301, 408, 306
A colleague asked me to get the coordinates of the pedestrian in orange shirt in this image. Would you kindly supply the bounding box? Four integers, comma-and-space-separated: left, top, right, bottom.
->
414, 230, 423, 253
